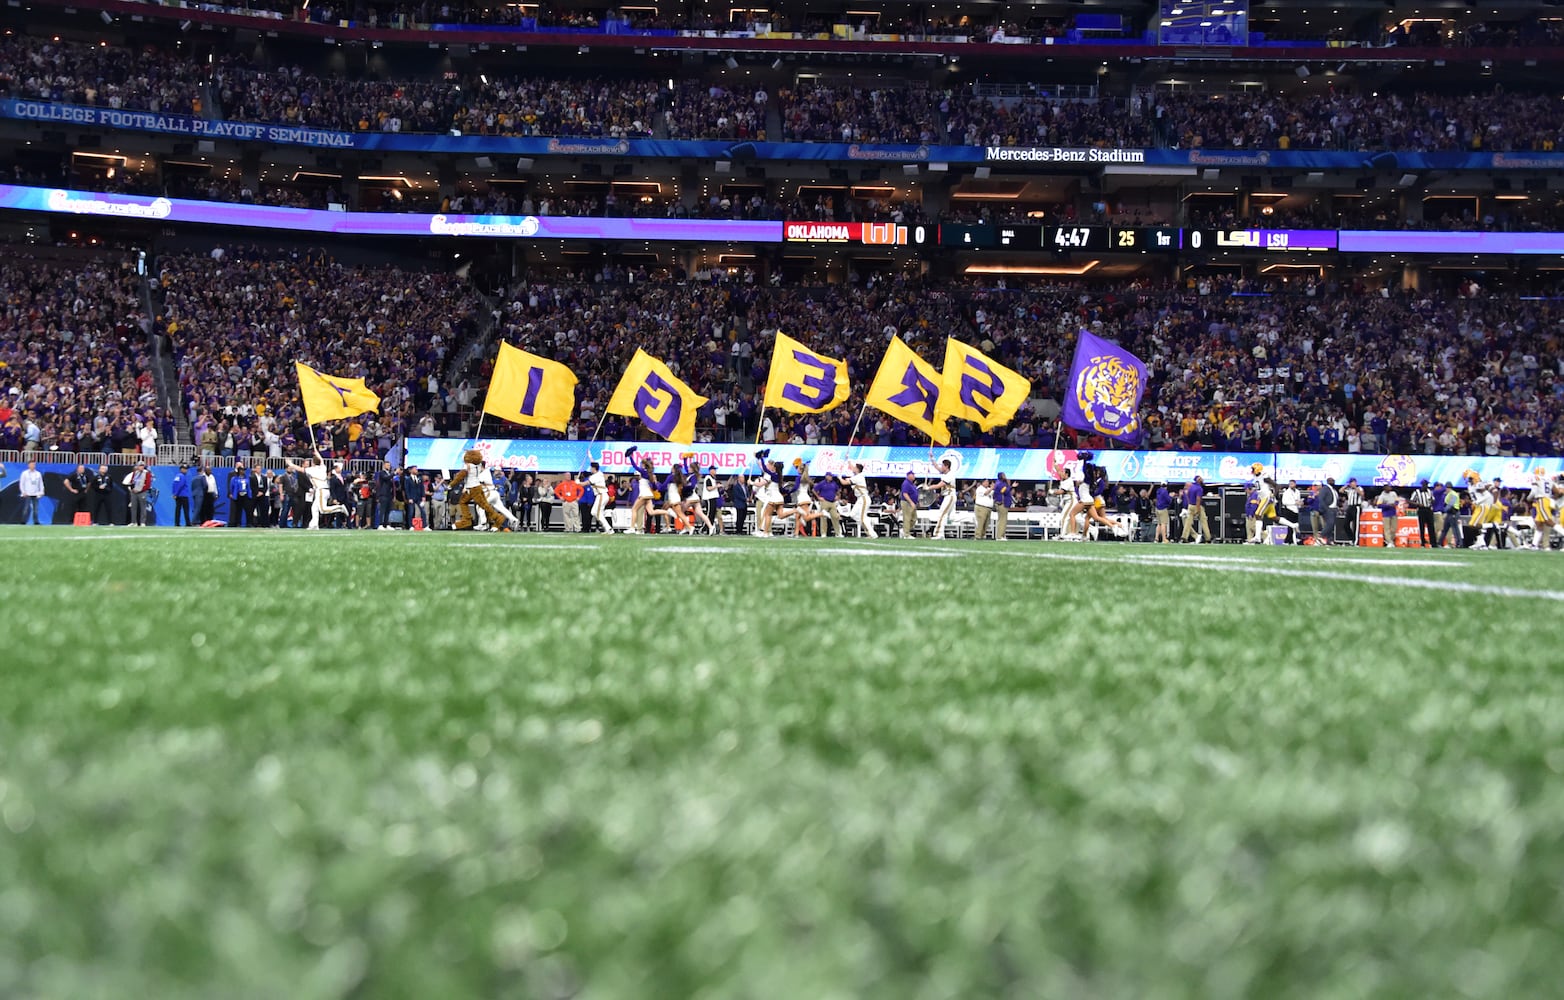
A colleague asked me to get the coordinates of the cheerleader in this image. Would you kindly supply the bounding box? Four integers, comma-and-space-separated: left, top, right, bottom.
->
786, 461, 823, 536
1083, 469, 1127, 539
752, 451, 786, 536
844, 461, 876, 538
626, 447, 660, 534
663, 465, 694, 534
930, 459, 958, 539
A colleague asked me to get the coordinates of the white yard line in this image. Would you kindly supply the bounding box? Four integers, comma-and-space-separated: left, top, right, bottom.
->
991, 548, 1564, 602
451, 542, 601, 551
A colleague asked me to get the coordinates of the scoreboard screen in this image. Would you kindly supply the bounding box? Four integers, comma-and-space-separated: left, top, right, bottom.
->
937, 224, 1179, 252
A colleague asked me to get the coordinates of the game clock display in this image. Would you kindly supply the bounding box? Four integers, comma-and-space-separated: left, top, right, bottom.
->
935, 224, 1179, 252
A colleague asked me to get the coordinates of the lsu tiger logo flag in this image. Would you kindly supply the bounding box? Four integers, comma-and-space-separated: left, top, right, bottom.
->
295, 362, 381, 425
605, 348, 709, 444
864, 335, 950, 444
762, 331, 850, 415
1061, 329, 1148, 443
482, 341, 579, 433
937, 338, 1032, 431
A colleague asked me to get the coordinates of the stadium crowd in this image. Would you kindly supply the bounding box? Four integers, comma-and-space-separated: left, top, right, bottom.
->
153, 248, 479, 461
474, 275, 1564, 458
0, 259, 170, 455
5, 250, 1564, 464
8, 35, 1564, 152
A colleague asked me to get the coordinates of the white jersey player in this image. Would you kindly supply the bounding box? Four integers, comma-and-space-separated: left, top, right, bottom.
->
931, 459, 958, 539
588, 461, 613, 533
285, 453, 347, 529
844, 462, 876, 538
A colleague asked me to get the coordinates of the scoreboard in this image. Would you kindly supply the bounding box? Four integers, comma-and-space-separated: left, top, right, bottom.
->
935, 224, 1180, 252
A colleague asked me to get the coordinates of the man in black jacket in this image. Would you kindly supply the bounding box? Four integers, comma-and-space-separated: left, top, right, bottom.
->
90, 464, 114, 525
375, 461, 398, 529
401, 466, 426, 530
65, 464, 90, 519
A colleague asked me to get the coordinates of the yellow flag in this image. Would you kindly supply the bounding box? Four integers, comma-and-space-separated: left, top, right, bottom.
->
864, 336, 949, 444
937, 338, 1033, 431
605, 348, 709, 445
295, 362, 381, 425
482, 341, 578, 433
762, 331, 851, 415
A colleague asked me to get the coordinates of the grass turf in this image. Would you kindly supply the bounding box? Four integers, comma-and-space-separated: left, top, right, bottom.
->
2, 527, 1564, 999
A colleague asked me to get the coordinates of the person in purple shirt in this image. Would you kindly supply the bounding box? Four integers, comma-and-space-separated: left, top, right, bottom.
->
1377, 487, 1402, 548
1153, 484, 1173, 543
994, 473, 1013, 541
812, 472, 841, 537
899, 471, 921, 539
1180, 476, 1210, 544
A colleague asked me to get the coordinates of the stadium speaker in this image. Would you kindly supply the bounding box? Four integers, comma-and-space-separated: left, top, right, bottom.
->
1525, 177, 1548, 192
1397, 173, 1419, 187
197, 140, 216, 154
582, 163, 603, 177
1369, 151, 1399, 170
1240, 175, 1262, 189
745, 166, 766, 179
515, 157, 534, 171
1271, 175, 1293, 189
974, 166, 991, 179
474, 156, 493, 169
859, 168, 881, 182
725, 56, 739, 69
1295, 65, 1310, 78
100, 10, 113, 23
716, 160, 732, 173
179, 19, 192, 30
772, 58, 783, 69
1356, 175, 1375, 190
828, 167, 849, 181
903, 164, 920, 176
1201, 168, 1220, 180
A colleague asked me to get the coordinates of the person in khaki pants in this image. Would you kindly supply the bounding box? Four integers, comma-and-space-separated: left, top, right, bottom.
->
1181, 475, 1211, 543
994, 473, 1013, 541
899, 471, 920, 538
972, 479, 994, 540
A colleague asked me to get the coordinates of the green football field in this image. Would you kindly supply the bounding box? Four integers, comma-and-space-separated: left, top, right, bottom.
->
3, 527, 1563, 999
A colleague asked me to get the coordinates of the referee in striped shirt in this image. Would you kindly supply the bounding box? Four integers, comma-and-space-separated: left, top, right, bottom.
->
1410, 480, 1436, 549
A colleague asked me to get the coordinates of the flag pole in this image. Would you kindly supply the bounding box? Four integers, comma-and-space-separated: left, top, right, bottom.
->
754, 406, 766, 446
845, 400, 870, 456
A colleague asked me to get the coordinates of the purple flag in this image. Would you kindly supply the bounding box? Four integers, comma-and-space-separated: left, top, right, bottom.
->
1060, 330, 1148, 443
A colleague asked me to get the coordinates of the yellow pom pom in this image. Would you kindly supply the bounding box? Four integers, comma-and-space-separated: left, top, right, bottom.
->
653, 491, 662, 500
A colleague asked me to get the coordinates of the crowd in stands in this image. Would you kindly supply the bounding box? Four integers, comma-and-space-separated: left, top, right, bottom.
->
154, 248, 479, 461
469, 274, 1564, 459
945, 95, 1158, 148
666, 81, 767, 141
0, 34, 204, 114
778, 83, 941, 144
9, 33, 1564, 153
0, 259, 171, 455
5, 246, 1564, 464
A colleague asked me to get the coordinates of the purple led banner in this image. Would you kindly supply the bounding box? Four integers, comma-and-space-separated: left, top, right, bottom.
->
1339, 230, 1564, 255
0, 184, 785, 242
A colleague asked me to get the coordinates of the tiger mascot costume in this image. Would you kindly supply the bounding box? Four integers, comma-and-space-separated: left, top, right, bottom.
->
448, 449, 512, 531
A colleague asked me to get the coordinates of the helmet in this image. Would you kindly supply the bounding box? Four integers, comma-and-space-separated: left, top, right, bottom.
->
1250, 462, 1265, 476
